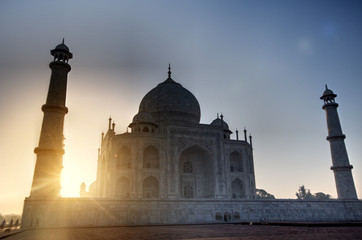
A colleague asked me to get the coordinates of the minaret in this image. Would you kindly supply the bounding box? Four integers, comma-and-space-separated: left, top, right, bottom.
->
30, 40, 73, 198
321, 85, 357, 200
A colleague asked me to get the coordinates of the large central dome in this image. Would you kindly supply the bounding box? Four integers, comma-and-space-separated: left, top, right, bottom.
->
138, 71, 201, 124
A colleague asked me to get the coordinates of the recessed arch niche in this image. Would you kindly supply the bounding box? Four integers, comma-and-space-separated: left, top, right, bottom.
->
179, 145, 214, 198
231, 178, 245, 199
116, 176, 130, 198
142, 176, 159, 198
143, 145, 160, 168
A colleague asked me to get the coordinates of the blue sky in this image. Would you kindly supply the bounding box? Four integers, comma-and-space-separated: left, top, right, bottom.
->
0, 0, 361, 214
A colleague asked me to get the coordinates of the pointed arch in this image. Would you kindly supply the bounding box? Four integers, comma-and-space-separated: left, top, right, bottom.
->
116, 146, 131, 169
233, 211, 240, 220
215, 212, 222, 221
224, 211, 231, 222
143, 145, 159, 168
230, 151, 243, 172
142, 176, 159, 198
116, 176, 130, 198
179, 145, 214, 198
231, 178, 245, 199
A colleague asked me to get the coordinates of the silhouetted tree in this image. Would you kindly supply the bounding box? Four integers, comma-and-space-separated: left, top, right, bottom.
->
314, 192, 331, 200
9, 219, 13, 228
296, 186, 332, 200
256, 189, 275, 199
3, 214, 21, 223
14, 219, 19, 228
0, 219, 5, 229
296, 185, 314, 200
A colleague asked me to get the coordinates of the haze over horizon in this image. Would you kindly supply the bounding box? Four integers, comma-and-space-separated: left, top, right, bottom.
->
0, 0, 361, 215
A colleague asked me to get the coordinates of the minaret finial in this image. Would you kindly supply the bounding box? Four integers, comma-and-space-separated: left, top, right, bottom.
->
325, 84, 328, 90
62, 38, 65, 44
168, 63, 171, 79
217, 113, 219, 119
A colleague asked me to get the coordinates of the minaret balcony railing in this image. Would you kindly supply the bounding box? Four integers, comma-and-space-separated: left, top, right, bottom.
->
49, 61, 71, 72
34, 147, 65, 155
322, 102, 338, 109
330, 165, 353, 171
42, 104, 68, 114
326, 134, 346, 140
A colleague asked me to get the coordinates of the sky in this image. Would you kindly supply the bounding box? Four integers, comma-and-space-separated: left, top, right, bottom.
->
0, 0, 361, 215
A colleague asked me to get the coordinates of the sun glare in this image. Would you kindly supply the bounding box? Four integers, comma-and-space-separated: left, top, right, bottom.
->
60, 162, 82, 197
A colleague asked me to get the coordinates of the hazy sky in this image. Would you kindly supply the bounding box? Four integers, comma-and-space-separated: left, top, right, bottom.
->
1, 0, 361, 214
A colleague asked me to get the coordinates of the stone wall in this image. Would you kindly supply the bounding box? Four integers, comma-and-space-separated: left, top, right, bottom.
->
21, 198, 362, 228
98, 124, 256, 201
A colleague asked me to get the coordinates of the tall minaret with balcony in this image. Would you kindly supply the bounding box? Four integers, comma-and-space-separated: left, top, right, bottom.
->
30, 40, 73, 198
321, 85, 357, 200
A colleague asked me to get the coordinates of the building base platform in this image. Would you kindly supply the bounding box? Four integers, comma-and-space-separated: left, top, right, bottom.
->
21, 198, 362, 228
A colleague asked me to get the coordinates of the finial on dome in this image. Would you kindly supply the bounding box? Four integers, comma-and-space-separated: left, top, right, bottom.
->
217, 113, 219, 119
168, 63, 171, 79
62, 38, 65, 44
325, 84, 328, 90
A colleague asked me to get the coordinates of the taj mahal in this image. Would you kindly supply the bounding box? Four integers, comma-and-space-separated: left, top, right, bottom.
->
89, 63, 256, 201
21, 41, 362, 228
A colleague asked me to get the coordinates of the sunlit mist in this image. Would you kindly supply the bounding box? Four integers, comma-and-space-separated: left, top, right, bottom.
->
1, 0, 362, 215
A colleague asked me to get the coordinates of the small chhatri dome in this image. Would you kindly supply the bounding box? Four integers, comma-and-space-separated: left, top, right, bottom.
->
50, 38, 73, 61
322, 84, 335, 96
210, 114, 230, 131
132, 111, 155, 124
128, 111, 157, 130
138, 65, 201, 124
55, 38, 70, 51
321, 84, 337, 100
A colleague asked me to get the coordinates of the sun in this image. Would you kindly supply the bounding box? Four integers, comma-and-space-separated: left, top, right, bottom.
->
60, 161, 82, 197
